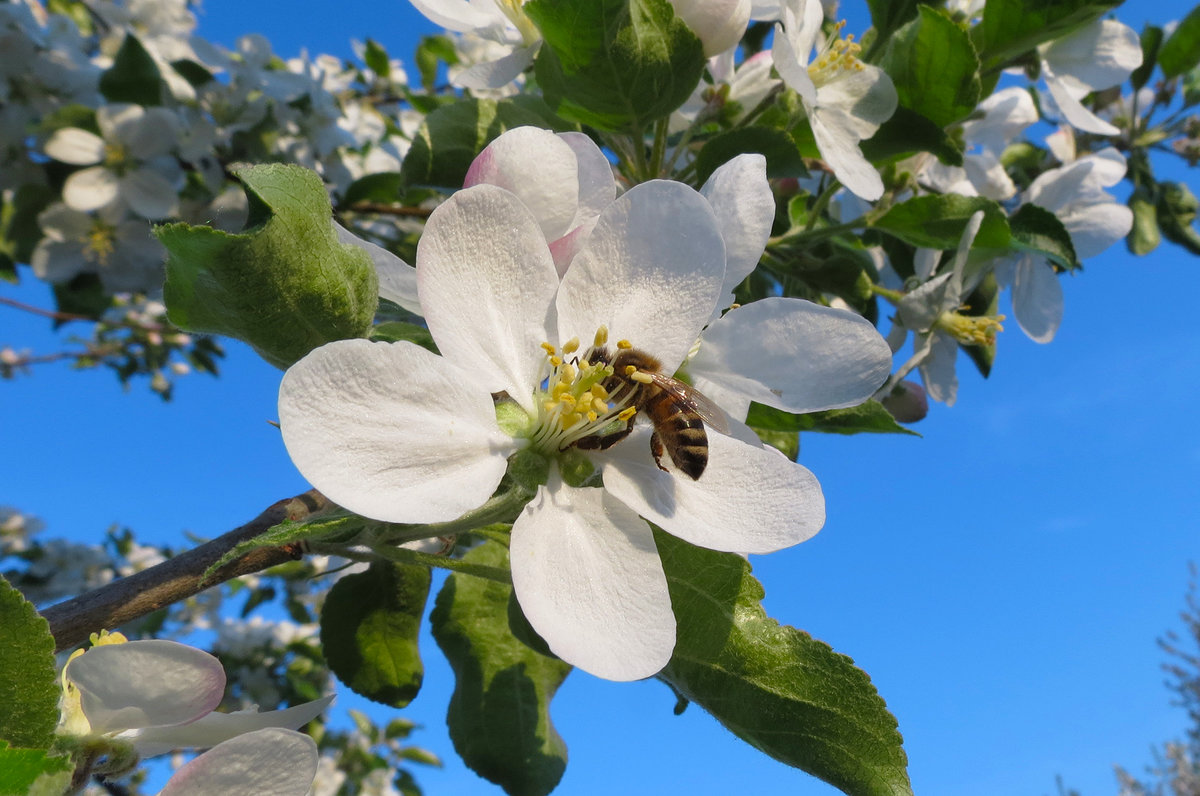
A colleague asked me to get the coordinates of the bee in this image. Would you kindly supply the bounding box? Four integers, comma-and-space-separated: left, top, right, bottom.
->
574, 346, 729, 480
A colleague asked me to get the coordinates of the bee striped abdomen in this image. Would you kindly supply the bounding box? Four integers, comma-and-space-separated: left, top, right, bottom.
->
645, 388, 710, 479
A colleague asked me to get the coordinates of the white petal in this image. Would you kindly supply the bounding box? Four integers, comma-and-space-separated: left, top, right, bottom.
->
158, 728, 318, 796
453, 43, 538, 89
44, 127, 105, 165
509, 478, 675, 681
918, 332, 959, 406
690, 297, 892, 413
334, 222, 420, 314
31, 239, 91, 283
700, 154, 774, 302
771, 21, 816, 105
965, 86, 1038, 153
131, 695, 334, 758
278, 339, 516, 524
416, 184, 558, 409
818, 63, 898, 130
1011, 257, 1062, 343
120, 168, 179, 219
810, 106, 884, 201
96, 104, 141, 141
1040, 19, 1142, 93
1043, 69, 1120, 135
408, 0, 509, 34
62, 167, 120, 211
559, 131, 615, 234
114, 106, 180, 158
464, 127, 579, 242
668, 0, 751, 57
898, 271, 954, 331
602, 426, 824, 554
1061, 200, 1133, 259
65, 640, 225, 735
556, 180, 725, 372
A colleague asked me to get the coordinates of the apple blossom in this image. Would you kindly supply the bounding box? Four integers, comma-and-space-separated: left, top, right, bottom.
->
1037, 18, 1143, 136
771, 0, 897, 200
156, 727, 319, 796
59, 631, 333, 761
31, 202, 166, 293
278, 177, 867, 681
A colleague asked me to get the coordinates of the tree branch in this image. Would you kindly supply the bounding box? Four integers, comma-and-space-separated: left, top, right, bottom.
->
42, 489, 331, 653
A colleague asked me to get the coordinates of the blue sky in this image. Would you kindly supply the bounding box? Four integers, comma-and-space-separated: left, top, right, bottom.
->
4, 1, 1199, 794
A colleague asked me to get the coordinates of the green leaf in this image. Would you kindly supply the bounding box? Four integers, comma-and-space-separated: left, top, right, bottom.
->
1159, 4, 1200, 77
0, 575, 60, 749
879, 7, 981, 127
170, 59, 216, 89
204, 512, 371, 580
401, 98, 563, 189
656, 532, 912, 796
866, 0, 935, 41
1131, 25, 1163, 90
1157, 181, 1200, 255
0, 746, 73, 796
431, 541, 571, 796
0, 183, 55, 272
1127, 185, 1161, 255
747, 400, 920, 436
1009, 203, 1079, 271
974, 0, 1121, 73
873, 194, 1010, 250
342, 172, 404, 206
364, 38, 391, 78
526, 0, 706, 132
369, 321, 437, 353
321, 562, 431, 708
415, 35, 459, 92
99, 33, 165, 106
859, 106, 964, 167
694, 127, 809, 185
157, 163, 379, 369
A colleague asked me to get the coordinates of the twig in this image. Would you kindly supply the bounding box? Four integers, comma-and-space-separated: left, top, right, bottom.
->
41, 489, 331, 653
0, 296, 93, 323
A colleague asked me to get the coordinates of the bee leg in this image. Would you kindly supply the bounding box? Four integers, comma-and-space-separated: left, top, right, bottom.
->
573, 425, 633, 451
650, 431, 669, 472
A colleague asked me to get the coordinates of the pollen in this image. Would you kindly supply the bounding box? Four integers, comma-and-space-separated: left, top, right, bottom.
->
936, 310, 1007, 346
807, 19, 866, 86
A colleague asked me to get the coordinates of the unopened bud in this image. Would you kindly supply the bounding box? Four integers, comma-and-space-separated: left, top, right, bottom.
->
880, 380, 928, 423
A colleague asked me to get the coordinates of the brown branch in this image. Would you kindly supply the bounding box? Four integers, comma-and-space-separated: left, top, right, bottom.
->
0, 295, 93, 323
42, 489, 331, 653
343, 202, 432, 218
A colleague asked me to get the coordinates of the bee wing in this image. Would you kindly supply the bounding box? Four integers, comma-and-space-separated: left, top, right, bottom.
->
646, 373, 731, 435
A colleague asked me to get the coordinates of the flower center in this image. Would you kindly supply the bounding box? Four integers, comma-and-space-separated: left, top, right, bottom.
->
103, 142, 130, 173
84, 220, 117, 266
936, 309, 1006, 346
807, 21, 865, 87
526, 325, 643, 456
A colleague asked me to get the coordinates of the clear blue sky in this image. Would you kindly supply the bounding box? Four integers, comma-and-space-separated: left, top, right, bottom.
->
3, 1, 1198, 794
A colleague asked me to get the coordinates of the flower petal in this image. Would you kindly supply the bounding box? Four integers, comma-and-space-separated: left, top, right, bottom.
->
918, 331, 959, 406
601, 426, 824, 554
1040, 19, 1142, 93
453, 43, 538, 89
509, 478, 675, 681
114, 106, 180, 158
810, 104, 885, 201
700, 153, 774, 302
1042, 70, 1120, 136
65, 640, 225, 735
1011, 256, 1062, 343
416, 184, 559, 408
158, 728, 318, 796
43, 127, 105, 165
278, 339, 516, 524
62, 166, 120, 212
464, 126, 579, 242
556, 180, 725, 372
130, 695, 334, 758
559, 131, 615, 235
120, 168, 180, 219
1061, 199, 1133, 259
690, 297, 892, 414
668, 0, 751, 57
407, 0, 509, 33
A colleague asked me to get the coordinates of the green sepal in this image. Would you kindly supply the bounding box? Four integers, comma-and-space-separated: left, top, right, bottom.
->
369, 322, 437, 353
656, 532, 912, 796
1008, 203, 1079, 272
400, 97, 570, 189
1159, 4, 1200, 77
0, 746, 73, 796
203, 512, 370, 582
872, 194, 1009, 250
860, 106, 964, 167
1157, 181, 1200, 255
431, 541, 571, 796
99, 33, 165, 106
878, 6, 981, 128
320, 562, 432, 708
746, 400, 921, 436
157, 163, 379, 369
694, 127, 809, 185
0, 575, 60, 749
973, 0, 1121, 73
1127, 185, 1161, 255
526, 0, 706, 133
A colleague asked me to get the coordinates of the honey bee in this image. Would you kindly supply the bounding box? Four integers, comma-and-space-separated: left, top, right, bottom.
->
574, 346, 729, 480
